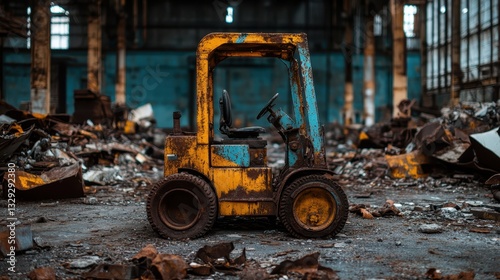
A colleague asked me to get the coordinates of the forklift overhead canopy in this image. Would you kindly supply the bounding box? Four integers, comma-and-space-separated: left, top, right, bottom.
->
197, 33, 307, 66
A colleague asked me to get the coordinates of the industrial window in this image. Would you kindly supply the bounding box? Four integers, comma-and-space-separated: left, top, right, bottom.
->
374, 14, 382, 36
404, 5, 418, 37
226, 7, 234, 23
27, 4, 70, 49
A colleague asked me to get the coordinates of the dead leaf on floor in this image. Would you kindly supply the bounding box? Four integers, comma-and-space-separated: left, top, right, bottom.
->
360, 208, 374, 219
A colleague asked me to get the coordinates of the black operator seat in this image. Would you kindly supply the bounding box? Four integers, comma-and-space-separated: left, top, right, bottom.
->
219, 90, 266, 139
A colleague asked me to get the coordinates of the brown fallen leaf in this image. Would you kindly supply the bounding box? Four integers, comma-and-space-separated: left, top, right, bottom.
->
360, 208, 374, 219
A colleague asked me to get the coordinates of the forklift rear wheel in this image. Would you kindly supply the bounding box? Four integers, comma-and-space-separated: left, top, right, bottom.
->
278, 174, 348, 238
147, 173, 217, 239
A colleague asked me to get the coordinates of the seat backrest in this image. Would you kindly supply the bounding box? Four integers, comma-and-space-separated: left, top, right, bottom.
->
219, 90, 232, 133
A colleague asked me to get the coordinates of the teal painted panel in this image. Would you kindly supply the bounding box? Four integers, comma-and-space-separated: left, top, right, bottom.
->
212, 145, 250, 167
407, 52, 422, 102
2, 50, 421, 128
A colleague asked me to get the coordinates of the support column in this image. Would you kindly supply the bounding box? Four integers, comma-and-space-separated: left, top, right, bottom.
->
30, 0, 51, 114
1, 38, 3, 101
363, 13, 375, 126
115, 0, 126, 105
419, 3, 427, 104
390, 0, 407, 117
88, 0, 102, 93
343, 0, 354, 125
450, 0, 461, 105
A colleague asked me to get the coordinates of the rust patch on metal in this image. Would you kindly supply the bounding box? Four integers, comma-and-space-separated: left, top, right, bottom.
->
2, 163, 84, 200
220, 185, 273, 200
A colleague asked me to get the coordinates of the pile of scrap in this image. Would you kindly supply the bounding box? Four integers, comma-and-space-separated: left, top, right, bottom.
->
80, 242, 338, 280
355, 101, 500, 187
0, 103, 165, 201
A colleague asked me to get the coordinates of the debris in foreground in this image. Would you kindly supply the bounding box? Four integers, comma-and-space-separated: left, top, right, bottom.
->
27, 267, 56, 280
82, 243, 338, 280
271, 252, 339, 280
425, 267, 475, 280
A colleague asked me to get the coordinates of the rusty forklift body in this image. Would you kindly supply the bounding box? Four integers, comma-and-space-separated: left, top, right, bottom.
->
147, 32, 349, 239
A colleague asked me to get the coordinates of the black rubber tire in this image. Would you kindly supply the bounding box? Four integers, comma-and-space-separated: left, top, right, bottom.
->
278, 174, 349, 238
147, 173, 217, 239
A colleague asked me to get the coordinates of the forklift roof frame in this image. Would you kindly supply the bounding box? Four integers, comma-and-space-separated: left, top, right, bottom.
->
195, 32, 324, 161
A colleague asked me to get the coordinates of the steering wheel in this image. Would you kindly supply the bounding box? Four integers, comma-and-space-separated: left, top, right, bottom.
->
257, 93, 279, 119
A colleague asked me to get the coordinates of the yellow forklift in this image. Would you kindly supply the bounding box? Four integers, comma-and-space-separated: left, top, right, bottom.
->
147, 33, 349, 239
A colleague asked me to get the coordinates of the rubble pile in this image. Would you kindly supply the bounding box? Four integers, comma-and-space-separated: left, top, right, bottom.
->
0, 106, 165, 203
78, 242, 338, 280
342, 101, 500, 202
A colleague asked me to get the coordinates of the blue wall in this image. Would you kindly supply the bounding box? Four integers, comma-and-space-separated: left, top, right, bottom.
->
2, 50, 421, 128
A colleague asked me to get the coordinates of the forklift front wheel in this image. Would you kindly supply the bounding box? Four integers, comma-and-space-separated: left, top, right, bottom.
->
147, 173, 217, 239
278, 174, 349, 238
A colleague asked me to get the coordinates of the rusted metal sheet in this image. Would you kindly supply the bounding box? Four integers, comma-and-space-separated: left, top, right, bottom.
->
72, 89, 112, 125
468, 127, 500, 172
130, 244, 188, 279
470, 207, 500, 222
2, 163, 84, 200
385, 150, 431, 179
0, 225, 33, 257
0, 125, 33, 161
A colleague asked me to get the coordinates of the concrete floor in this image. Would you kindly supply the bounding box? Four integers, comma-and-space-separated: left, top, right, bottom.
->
1, 172, 499, 279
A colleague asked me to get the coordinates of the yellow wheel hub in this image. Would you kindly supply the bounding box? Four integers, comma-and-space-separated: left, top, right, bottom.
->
293, 187, 336, 231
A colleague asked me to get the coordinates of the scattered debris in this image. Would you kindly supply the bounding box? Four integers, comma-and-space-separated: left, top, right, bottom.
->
196, 242, 235, 264
131, 244, 191, 279
419, 224, 443, 234
349, 200, 402, 218
0, 225, 33, 257
0, 124, 33, 160
2, 162, 84, 200
425, 267, 475, 280
485, 174, 500, 202
271, 252, 339, 280
64, 255, 100, 269
28, 267, 56, 280
72, 89, 113, 125
83, 264, 140, 280
470, 207, 500, 222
